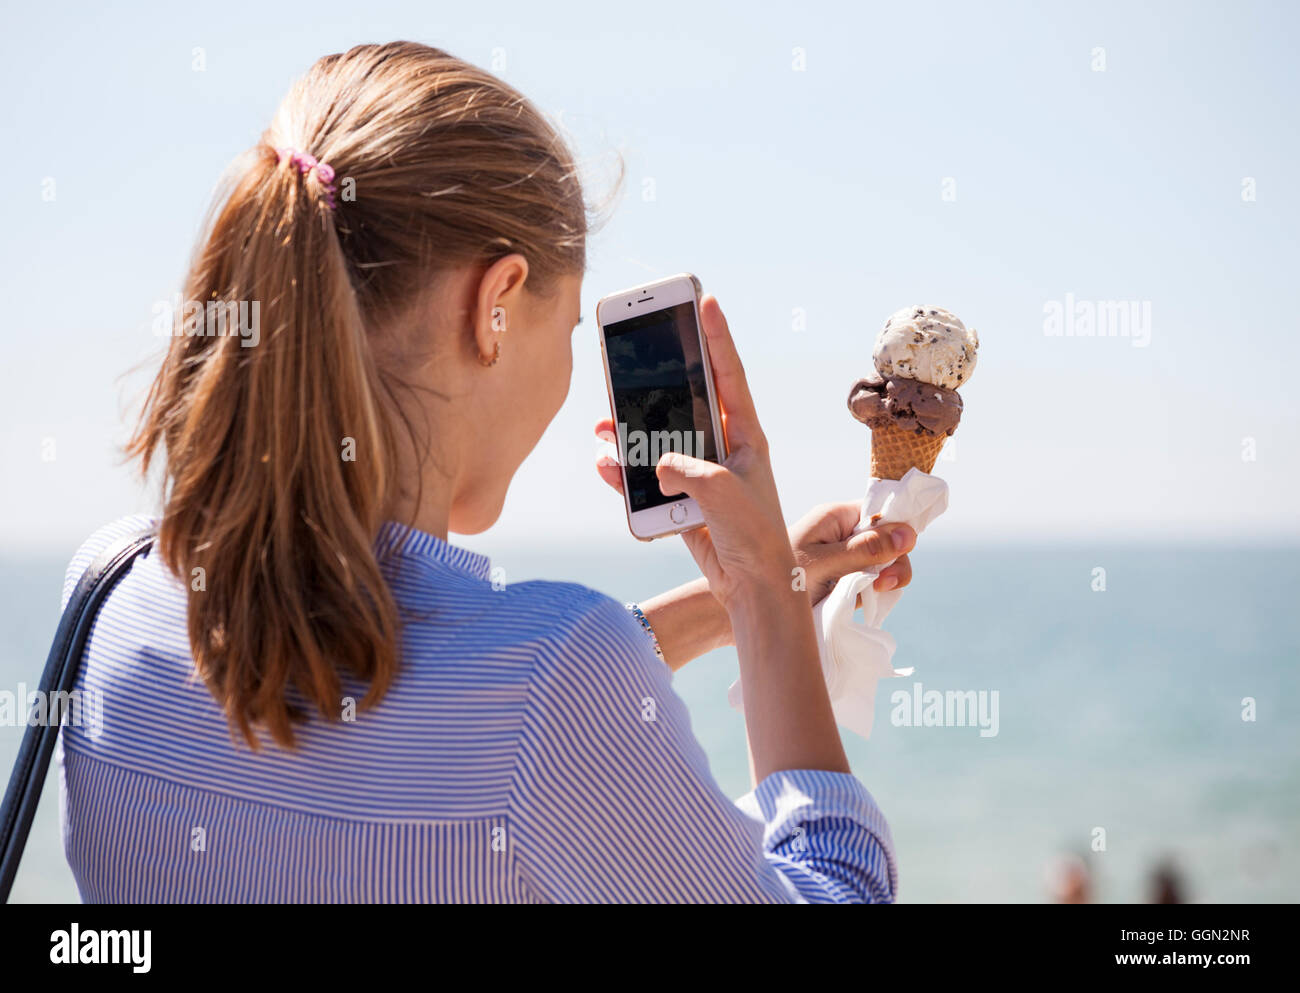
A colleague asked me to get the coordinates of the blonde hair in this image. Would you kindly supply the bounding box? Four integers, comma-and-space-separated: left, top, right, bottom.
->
129, 42, 589, 748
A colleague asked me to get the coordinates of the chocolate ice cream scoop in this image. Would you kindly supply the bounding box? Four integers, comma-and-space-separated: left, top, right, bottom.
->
848, 374, 963, 437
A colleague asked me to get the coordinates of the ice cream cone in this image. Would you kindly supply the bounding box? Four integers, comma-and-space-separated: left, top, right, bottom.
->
854, 305, 976, 479
869, 420, 948, 480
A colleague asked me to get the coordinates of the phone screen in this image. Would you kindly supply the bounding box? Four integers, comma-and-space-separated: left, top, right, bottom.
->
603, 301, 720, 512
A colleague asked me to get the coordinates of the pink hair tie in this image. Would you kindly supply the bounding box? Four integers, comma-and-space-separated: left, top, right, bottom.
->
277, 146, 338, 210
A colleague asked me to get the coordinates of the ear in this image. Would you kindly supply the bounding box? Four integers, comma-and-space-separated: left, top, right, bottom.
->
472, 254, 530, 362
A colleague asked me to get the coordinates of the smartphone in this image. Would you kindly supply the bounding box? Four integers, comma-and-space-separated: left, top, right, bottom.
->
596, 273, 728, 541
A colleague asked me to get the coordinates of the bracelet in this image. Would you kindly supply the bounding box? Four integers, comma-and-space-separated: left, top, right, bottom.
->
625, 602, 666, 663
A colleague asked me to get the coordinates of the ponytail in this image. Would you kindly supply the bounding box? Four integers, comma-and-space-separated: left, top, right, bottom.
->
130, 146, 399, 748
129, 42, 589, 748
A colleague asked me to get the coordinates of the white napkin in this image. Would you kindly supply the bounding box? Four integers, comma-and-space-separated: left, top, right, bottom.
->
727, 467, 950, 739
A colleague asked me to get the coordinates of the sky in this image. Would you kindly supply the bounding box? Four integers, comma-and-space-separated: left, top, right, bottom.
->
1, 0, 1297, 554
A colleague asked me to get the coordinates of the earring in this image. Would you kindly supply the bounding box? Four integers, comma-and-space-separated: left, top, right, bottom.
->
478, 341, 501, 367
491, 307, 507, 333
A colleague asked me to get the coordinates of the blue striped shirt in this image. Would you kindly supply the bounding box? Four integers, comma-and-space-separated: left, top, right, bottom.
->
56, 514, 897, 903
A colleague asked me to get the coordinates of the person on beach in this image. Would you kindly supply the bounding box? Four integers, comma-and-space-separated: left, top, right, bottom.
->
60, 41, 917, 903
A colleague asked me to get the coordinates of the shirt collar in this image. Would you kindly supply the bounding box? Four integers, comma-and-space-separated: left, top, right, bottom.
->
375, 521, 492, 581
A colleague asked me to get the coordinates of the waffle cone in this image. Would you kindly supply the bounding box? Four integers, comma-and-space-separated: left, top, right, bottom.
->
870, 421, 948, 480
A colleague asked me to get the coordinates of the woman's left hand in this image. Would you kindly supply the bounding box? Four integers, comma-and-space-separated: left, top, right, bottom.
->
594, 419, 916, 670
594, 418, 914, 601
787, 501, 915, 600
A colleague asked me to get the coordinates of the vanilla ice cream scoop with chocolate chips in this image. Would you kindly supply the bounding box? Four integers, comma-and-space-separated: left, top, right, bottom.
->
872, 306, 978, 391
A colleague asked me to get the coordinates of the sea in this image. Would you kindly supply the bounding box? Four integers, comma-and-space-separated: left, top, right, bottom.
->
3, 539, 1297, 903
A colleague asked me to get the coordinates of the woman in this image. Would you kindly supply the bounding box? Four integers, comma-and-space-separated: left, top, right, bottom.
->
59, 41, 917, 902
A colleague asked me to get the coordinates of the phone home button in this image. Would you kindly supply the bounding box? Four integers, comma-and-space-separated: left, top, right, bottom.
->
668, 503, 688, 525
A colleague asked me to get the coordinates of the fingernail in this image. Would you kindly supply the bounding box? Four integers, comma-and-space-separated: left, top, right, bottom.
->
891, 527, 909, 551
876, 575, 898, 592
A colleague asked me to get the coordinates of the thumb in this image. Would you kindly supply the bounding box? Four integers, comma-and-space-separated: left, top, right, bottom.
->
834, 522, 916, 571
655, 451, 725, 506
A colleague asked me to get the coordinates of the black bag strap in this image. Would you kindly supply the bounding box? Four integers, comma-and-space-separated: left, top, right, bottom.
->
0, 524, 156, 902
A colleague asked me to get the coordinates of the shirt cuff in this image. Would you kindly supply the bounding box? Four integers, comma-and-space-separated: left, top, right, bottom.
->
736, 769, 897, 882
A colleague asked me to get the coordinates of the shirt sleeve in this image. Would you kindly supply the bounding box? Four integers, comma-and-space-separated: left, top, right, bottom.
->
507, 589, 898, 903
60, 514, 157, 610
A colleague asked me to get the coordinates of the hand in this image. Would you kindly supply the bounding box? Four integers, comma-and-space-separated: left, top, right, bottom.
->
789, 503, 916, 603
591, 297, 860, 779
594, 297, 795, 610
594, 447, 917, 607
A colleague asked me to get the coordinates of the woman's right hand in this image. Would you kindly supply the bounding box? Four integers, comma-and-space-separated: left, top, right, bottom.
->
660, 296, 851, 779
652, 297, 798, 611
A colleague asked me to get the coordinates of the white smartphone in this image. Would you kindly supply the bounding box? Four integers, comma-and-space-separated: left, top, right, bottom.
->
596, 273, 728, 541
